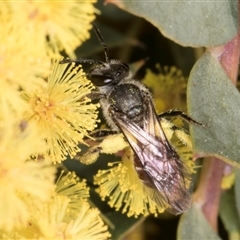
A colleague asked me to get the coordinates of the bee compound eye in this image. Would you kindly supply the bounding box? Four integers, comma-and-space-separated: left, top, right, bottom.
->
89, 74, 113, 86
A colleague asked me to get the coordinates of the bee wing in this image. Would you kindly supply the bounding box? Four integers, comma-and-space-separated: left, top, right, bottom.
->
111, 99, 192, 215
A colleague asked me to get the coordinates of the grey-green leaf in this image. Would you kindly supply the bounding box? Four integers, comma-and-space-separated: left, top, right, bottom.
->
187, 51, 240, 166
234, 168, 240, 218
117, 0, 238, 47
177, 204, 221, 240
220, 188, 240, 236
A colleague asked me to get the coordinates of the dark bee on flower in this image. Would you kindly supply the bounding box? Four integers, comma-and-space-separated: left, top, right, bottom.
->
60, 23, 204, 215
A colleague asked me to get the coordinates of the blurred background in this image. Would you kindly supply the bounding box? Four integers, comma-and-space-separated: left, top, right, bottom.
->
75, 2, 203, 79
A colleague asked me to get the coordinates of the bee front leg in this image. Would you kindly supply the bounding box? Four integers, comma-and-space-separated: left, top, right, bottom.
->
87, 91, 106, 101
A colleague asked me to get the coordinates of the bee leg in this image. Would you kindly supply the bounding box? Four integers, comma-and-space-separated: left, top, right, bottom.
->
74, 145, 103, 165
86, 91, 106, 101
160, 119, 193, 149
89, 129, 118, 140
172, 126, 194, 149
76, 132, 127, 165
158, 109, 205, 127
74, 131, 112, 164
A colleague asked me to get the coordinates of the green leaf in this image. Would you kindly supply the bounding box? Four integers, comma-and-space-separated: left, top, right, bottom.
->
234, 168, 240, 217
116, 0, 237, 47
177, 204, 221, 240
105, 211, 144, 240
219, 188, 240, 238
187, 51, 240, 166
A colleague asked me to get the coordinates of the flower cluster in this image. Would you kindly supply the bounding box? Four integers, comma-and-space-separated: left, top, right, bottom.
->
21, 62, 99, 163
0, 1, 111, 239
143, 65, 187, 112
0, 0, 196, 237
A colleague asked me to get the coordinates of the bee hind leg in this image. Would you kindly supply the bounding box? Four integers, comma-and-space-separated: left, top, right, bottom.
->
158, 109, 205, 127
77, 130, 127, 165
78, 129, 118, 164
89, 129, 118, 140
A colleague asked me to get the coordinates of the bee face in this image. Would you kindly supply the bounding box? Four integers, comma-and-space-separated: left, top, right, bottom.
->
87, 60, 131, 87
60, 23, 196, 215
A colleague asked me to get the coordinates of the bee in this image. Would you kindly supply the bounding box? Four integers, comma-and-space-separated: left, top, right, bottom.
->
60, 23, 203, 215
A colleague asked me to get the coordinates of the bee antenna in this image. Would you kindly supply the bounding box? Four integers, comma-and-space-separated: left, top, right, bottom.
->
93, 22, 110, 63
60, 58, 103, 65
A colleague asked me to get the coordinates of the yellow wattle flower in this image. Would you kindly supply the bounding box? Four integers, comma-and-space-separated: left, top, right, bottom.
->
6, 1, 98, 57
0, 121, 56, 232
21, 61, 99, 162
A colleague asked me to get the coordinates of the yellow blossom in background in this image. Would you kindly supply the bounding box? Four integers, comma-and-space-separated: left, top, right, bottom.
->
0, 120, 56, 232
15, 196, 111, 240
0, 12, 50, 89
221, 171, 235, 190
0, 232, 23, 240
6, 0, 98, 58
0, 12, 50, 118
21, 61, 99, 162
0, 84, 28, 125
0, 0, 112, 238
55, 171, 90, 220
143, 65, 187, 112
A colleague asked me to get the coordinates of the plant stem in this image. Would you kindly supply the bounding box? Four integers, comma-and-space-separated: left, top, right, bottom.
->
193, 157, 226, 231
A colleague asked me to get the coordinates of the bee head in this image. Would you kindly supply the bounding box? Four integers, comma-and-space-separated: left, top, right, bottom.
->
60, 24, 131, 89
88, 60, 131, 87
